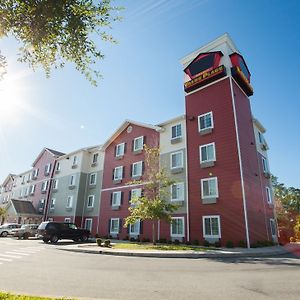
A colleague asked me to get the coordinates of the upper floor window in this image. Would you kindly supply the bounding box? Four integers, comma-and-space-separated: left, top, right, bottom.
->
53, 179, 59, 190
132, 161, 143, 178
198, 112, 214, 132
262, 157, 269, 173
171, 124, 182, 139
50, 198, 55, 210
203, 215, 221, 238
87, 195, 95, 208
170, 151, 183, 169
89, 173, 97, 185
201, 177, 218, 199
171, 183, 184, 201
112, 191, 122, 207
133, 136, 144, 152
66, 196, 73, 208
22, 176, 25, 184
258, 131, 264, 144
131, 188, 142, 202
32, 168, 39, 178
116, 143, 125, 157
200, 143, 216, 163
73, 156, 78, 166
29, 184, 36, 195
56, 162, 61, 171
266, 186, 272, 204
113, 166, 123, 181
41, 180, 48, 192
92, 153, 99, 163
69, 175, 76, 186
45, 163, 51, 175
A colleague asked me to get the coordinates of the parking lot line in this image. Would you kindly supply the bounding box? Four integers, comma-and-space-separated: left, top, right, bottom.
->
5, 251, 30, 256
0, 257, 12, 262
0, 253, 22, 259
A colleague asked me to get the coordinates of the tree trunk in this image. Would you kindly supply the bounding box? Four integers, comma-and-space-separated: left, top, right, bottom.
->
152, 221, 156, 245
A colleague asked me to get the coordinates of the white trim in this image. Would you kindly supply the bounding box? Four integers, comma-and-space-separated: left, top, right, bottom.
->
84, 218, 93, 231
113, 166, 123, 181
200, 177, 218, 199
170, 182, 184, 201
69, 175, 76, 186
87, 195, 95, 208
229, 77, 250, 248
133, 136, 144, 152
130, 188, 142, 201
170, 217, 185, 237
89, 173, 97, 185
170, 151, 184, 169
171, 124, 182, 139
66, 196, 73, 208
101, 182, 145, 192
262, 156, 269, 173
50, 198, 56, 210
110, 218, 120, 234
132, 161, 143, 177
112, 191, 121, 206
198, 112, 214, 132
266, 186, 272, 204
202, 215, 221, 238
199, 142, 216, 163
129, 220, 140, 235
115, 142, 125, 157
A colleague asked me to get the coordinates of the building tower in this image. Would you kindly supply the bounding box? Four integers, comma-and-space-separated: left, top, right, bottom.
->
181, 34, 276, 248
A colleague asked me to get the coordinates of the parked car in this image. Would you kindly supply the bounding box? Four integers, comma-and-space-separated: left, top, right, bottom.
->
37, 221, 90, 244
0, 223, 22, 237
11, 224, 39, 239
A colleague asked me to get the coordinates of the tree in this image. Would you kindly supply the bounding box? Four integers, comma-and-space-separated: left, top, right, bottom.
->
0, 207, 6, 225
124, 146, 179, 245
0, 0, 122, 85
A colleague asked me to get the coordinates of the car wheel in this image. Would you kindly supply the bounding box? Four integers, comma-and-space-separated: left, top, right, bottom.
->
80, 234, 89, 242
1, 231, 8, 237
23, 233, 29, 240
50, 235, 59, 244
42, 237, 49, 243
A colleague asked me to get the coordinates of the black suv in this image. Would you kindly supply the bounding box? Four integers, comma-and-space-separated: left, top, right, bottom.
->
37, 222, 90, 244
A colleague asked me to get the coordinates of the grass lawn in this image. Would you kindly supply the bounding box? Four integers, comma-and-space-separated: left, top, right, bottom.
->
0, 292, 73, 300
112, 243, 214, 251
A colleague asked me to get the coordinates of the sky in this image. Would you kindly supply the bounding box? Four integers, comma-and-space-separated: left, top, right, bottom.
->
0, 0, 299, 188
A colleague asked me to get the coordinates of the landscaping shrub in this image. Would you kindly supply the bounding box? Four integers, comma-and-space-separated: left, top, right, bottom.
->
96, 238, 102, 247
226, 240, 234, 248
186, 241, 191, 245
158, 238, 167, 243
203, 240, 210, 247
192, 239, 200, 246
238, 240, 246, 248
167, 240, 172, 244
130, 237, 136, 242
173, 239, 180, 245
142, 238, 150, 243
214, 241, 221, 248
103, 239, 111, 247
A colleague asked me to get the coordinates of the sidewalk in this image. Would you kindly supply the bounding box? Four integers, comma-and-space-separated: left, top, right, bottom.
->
56, 242, 300, 259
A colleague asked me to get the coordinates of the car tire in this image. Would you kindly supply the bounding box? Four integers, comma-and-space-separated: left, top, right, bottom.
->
42, 237, 49, 243
23, 233, 29, 240
50, 235, 59, 244
1, 231, 8, 237
80, 234, 89, 243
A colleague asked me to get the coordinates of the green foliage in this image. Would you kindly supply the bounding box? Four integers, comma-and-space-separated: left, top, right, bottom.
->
294, 216, 300, 240
124, 146, 179, 244
0, 291, 73, 299
238, 240, 246, 248
203, 240, 210, 247
96, 238, 102, 246
103, 239, 111, 247
0, 207, 6, 224
226, 240, 234, 248
0, 0, 122, 85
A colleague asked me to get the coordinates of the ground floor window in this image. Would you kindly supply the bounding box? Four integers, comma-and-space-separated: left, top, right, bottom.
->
171, 217, 184, 237
129, 220, 140, 235
203, 215, 221, 238
85, 218, 93, 232
110, 218, 120, 234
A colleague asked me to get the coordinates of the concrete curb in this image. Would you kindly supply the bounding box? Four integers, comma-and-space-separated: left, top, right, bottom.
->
57, 245, 293, 259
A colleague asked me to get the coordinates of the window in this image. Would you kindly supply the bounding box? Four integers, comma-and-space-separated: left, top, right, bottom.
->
170, 151, 183, 169
29, 185, 35, 195
27, 173, 32, 182
41, 180, 48, 192
129, 220, 140, 235
201, 177, 218, 198
198, 112, 213, 132
39, 199, 45, 211
22, 176, 25, 184
171, 217, 184, 237
131, 188, 142, 201
89, 173, 97, 185
87, 195, 95, 208
53, 179, 58, 190
24, 187, 29, 196
112, 191, 121, 206
270, 219, 277, 237
171, 124, 182, 139
132, 161, 143, 177
85, 219, 93, 231
171, 183, 184, 201
66, 196, 73, 208
200, 143, 216, 163
133, 136, 144, 152
92, 153, 99, 163
262, 157, 269, 173
258, 131, 264, 144
64, 218, 71, 223
73, 156, 78, 166
69, 175, 76, 186
203, 216, 221, 238
32, 168, 39, 178
45, 163, 51, 175
113, 166, 123, 181
266, 186, 272, 204
56, 162, 61, 171
50, 198, 55, 209
110, 218, 120, 234
116, 143, 125, 157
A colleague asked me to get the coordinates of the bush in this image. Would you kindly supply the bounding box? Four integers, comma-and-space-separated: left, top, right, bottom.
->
203, 240, 210, 247
173, 239, 180, 245
186, 241, 191, 245
142, 238, 150, 243
192, 239, 199, 246
96, 238, 102, 247
290, 237, 296, 243
167, 240, 172, 244
103, 239, 111, 247
214, 241, 221, 248
158, 238, 167, 244
252, 240, 274, 248
238, 240, 246, 248
130, 237, 136, 242
226, 240, 234, 248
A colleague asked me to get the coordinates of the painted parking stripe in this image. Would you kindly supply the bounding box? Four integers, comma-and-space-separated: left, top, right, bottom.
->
0, 257, 12, 262
0, 253, 22, 259
5, 251, 30, 256
18, 249, 39, 253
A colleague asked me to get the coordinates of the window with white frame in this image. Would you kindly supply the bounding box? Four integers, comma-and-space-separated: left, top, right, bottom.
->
131, 188, 142, 202
171, 124, 182, 139
198, 112, 213, 132
27, 173, 32, 182
270, 219, 277, 237
66, 196, 73, 208
92, 153, 98, 163
200, 143, 216, 163
132, 161, 143, 177
53, 179, 58, 190
22, 176, 25, 184
64, 218, 71, 223
258, 131, 264, 144
129, 220, 140, 235
41, 180, 48, 192
116, 143, 125, 157
262, 157, 269, 173
133, 136, 144, 152
85, 218, 93, 231
39, 199, 45, 211
266, 186, 272, 204
170, 151, 183, 169
171, 183, 184, 201
89, 173, 97, 185
110, 218, 120, 234
45, 163, 51, 174
203, 215, 221, 238
69, 175, 76, 186
32, 168, 39, 178
24, 187, 29, 196
171, 217, 184, 237
56, 162, 61, 171
113, 166, 123, 181
29, 185, 35, 195
112, 191, 121, 206
87, 195, 95, 208
73, 156, 78, 166
201, 177, 218, 198
19, 189, 23, 197
50, 198, 55, 209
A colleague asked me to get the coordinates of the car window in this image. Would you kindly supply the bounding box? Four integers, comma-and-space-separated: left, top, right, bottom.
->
69, 224, 77, 230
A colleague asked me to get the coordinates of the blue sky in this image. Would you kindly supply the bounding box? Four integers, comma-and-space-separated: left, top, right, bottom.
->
0, 0, 299, 188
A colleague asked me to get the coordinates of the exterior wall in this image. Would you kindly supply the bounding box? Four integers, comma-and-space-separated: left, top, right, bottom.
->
99, 124, 160, 239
